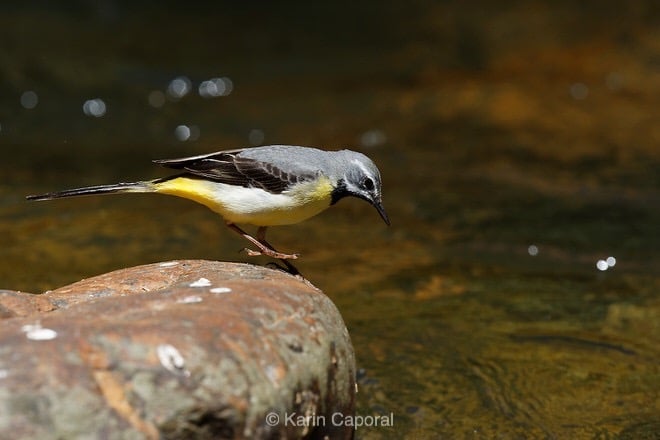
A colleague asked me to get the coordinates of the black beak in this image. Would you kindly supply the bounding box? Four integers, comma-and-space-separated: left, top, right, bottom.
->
349, 190, 391, 226
371, 199, 390, 226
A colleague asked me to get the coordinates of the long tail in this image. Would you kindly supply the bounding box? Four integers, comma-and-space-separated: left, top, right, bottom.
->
26, 181, 154, 201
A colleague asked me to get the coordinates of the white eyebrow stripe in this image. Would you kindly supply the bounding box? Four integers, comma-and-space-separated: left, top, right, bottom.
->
350, 159, 377, 183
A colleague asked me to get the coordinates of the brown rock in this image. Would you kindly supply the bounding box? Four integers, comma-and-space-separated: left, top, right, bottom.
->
0, 261, 356, 439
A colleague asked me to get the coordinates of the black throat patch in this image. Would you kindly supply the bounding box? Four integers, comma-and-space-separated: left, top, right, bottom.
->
331, 179, 350, 205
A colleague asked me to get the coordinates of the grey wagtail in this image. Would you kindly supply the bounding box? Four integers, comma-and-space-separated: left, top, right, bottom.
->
27, 145, 389, 264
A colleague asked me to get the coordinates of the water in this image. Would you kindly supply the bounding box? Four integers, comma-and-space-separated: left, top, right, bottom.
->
2, 2, 660, 438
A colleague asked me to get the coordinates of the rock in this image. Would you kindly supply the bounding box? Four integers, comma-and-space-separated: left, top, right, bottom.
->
0, 261, 356, 439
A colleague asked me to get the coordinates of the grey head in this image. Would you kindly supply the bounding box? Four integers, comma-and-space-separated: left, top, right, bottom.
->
326, 150, 390, 226
234, 145, 390, 225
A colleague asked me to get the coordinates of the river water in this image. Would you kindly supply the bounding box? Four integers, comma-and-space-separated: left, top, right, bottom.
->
2, 2, 659, 438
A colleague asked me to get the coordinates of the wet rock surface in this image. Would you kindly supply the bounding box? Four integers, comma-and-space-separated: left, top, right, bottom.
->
0, 261, 356, 439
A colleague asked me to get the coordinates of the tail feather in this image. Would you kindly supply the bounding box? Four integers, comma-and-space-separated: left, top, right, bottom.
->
26, 181, 152, 201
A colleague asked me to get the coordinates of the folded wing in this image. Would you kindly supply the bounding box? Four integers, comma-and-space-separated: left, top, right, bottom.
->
154, 149, 315, 194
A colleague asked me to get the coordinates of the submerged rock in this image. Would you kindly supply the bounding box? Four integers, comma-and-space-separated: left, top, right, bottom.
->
0, 261, 356, 439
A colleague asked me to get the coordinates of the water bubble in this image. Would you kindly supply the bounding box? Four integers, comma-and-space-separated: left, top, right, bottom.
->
527, 245, 539, 256
148, 90, 166, 108
167, 76, 192, 99
248, 128, 265, 145
606, 256, 616, 267
20, 91, 39, 109
570, 83, 589, 100
596, 259, 609, 271
82, 98, 107, 117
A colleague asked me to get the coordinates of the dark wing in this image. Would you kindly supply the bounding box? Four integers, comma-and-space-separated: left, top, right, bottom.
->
153, 150, 314, 194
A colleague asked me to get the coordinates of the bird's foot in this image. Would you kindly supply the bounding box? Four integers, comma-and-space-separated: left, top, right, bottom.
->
244, 247, 300, 260
227, 223, 300, 260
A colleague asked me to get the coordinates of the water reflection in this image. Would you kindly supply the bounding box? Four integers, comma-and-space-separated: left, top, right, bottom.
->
166, 76, 192, 99
596, 256, 617, 271
248, 128, 265, 145
82, 98, 107, 117
174, 124, 200, 142
605, 72, 624, 91
359, 129, 387, 148
20, 90, 39, 109
527, 244, 539, 256
569, 82, 589, 100
148, 90, 166, 108
198, 77, 233, 98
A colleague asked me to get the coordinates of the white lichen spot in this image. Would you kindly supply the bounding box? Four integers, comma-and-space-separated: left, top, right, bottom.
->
265, 364, 282, 385
27, 328, 58, 341
189, 277, 212, 288
159, 261, 179, 267
21, 323, 57, 341
177, 295, 203, 304
210, 287, 232, 294
157, 344, 190, 376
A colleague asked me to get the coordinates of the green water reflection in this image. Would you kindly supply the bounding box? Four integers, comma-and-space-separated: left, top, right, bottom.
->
2, 2, 659, 438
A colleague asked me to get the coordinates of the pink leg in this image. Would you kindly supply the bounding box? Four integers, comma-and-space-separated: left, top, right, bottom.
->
226, 223, 299, 260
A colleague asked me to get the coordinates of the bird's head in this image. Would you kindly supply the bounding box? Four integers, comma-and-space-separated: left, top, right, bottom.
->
330, 151, 390, 225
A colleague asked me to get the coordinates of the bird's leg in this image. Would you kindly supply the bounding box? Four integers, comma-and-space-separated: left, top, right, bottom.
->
226, 223, 299, 260
253, 226, 301, 260
256, 226, 268, 242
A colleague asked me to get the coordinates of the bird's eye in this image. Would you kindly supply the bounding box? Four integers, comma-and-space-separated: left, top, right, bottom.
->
363, 177, 374, 191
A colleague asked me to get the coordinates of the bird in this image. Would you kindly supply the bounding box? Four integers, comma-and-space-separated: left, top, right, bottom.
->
26, 145, 389, 268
